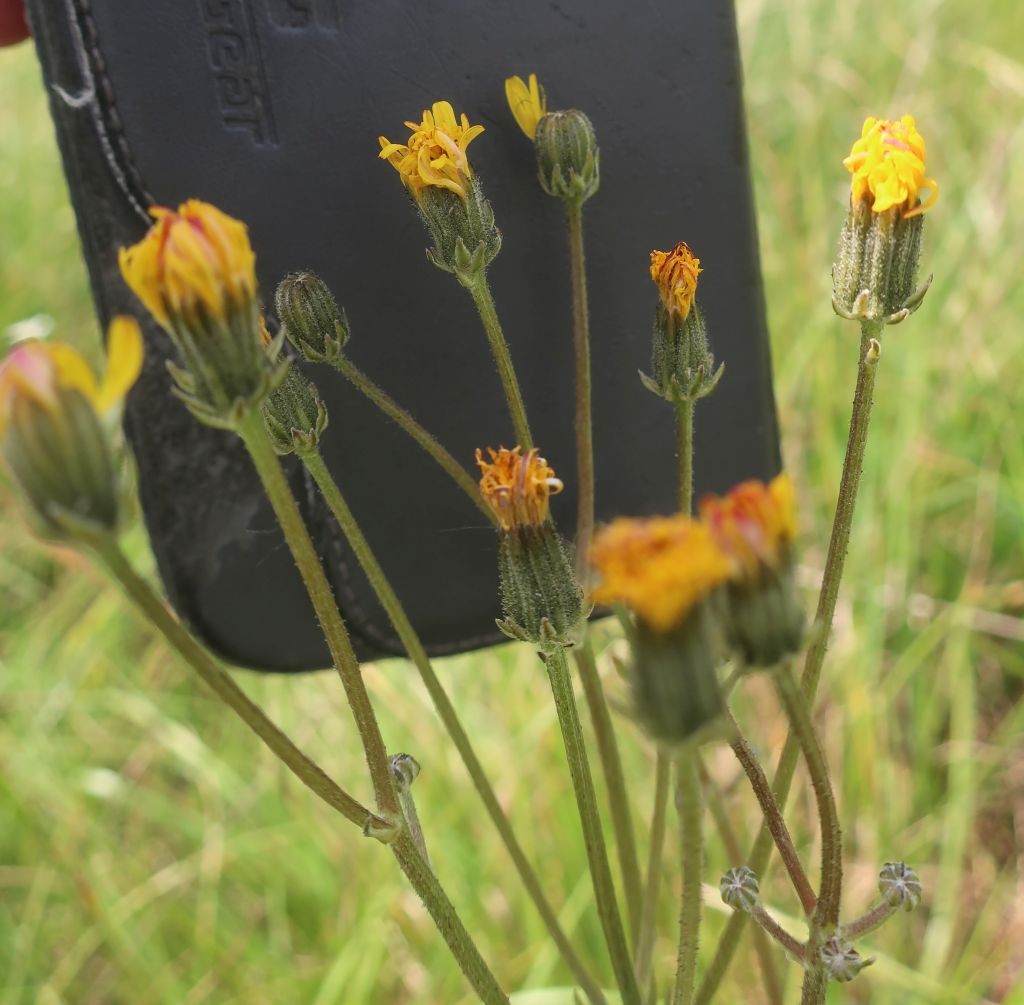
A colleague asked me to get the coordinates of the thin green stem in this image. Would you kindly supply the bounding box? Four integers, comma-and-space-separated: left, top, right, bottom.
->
842, 899, 896, 942
468, 277, 533, 450
334, 356, 494, 524
391, 831, 510, 1004
773, 668, 842, 926
672, 753, 703, 1005
94, 539, 382, 834
242, 416, 506, 1000
727, 723, 816, 917
575, 637, 643, 940
238, 411, 399, 821
566, 200, 595, 577
676, 399, 695, 512
634, 751, 670, 992
697, 761, 784, 1005
695, 328, 881, 1003
301, 449, 605, 1005
801, 325, 881, 699
543, 645, 642, 1005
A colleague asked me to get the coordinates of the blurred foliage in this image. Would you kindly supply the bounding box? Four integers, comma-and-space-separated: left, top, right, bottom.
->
2, 0, 1023, 1002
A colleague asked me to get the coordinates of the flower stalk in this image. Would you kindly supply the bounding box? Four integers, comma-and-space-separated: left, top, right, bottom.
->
543, 644, 642, 1005
298, 446, 605, 1004
468, 275, 534, 451
95, 537, 388, 836
672, 752, 703, 1005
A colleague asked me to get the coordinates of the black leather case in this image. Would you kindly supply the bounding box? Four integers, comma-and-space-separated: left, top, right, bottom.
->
27, 0, 779, 671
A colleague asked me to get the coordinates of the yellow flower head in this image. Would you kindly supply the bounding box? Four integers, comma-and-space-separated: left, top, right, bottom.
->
119, 199, 257, 330
505, 73, 547, 140
843, 115, 938, 218
476, 446, 563, 530
589, 515, 730, 633
379, 101, 485, 201
0, 317, 143, 436
699, 474, 796, 582
650, 242, 702, 320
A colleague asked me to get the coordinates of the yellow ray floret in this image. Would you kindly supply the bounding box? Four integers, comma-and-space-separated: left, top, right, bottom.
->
650, 242, 702, 320
0, 317, 143, 435
476, 445, 563, 530
589, 515, 730, 633
505, 73, 547, 140
699, 473, 796, 581
379, 101, 484, 201
843, 115, 938, 218
119, 200, 257, 330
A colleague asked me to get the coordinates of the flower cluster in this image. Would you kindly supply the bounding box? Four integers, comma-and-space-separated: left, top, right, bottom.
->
476, 446, 563, 531
650, 242, 702, 321
843, 115, 937, 219
379, 101, 484, 202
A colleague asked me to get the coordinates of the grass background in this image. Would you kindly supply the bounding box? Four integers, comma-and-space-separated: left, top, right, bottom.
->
1, 0, 1023, 1002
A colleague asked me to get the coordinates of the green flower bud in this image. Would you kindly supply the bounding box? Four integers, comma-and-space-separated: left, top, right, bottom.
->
820, 937, 874, 983
720, 866, 760, 913
832, 200, 931, 326
641, 243, 723, 404
534, 109, 600, 205
261, 361, 328, 456
276, 271, 349, 364
878, 862, 922, 912
418, 179, 503, 288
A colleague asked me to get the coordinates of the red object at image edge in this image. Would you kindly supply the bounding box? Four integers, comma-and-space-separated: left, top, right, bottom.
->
0, 0, 29, 46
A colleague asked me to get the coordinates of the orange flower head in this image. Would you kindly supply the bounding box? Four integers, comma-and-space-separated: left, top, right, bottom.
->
699, 474, 797, 582
843, 115, 938, 218
379, 101, 485, 201
476, 446, 563, 530
650, 242, 702, 320
119, 200, 257, 330
589, 515, 730, 633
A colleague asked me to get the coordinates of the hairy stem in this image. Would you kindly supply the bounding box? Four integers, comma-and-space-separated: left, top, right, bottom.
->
634, 752, 670, 991
95, 538, 382, 834
727, 723, 816, 916
676, 399, 695, 512
695, 327, 881, 1002
468, 277, 533, 451
575, 637, 643, 941
672, 753, 703, 1005
300, 448, 605, 1003
391, 831, 510, 1004
566, 200, 595, 576
334, 356, 493, 524
544, 645, 642, 1005
238, 411, 399, 821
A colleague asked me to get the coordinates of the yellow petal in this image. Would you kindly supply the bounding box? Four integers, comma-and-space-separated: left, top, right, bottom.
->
49, 343, 99, 404
96, 316, 144, 410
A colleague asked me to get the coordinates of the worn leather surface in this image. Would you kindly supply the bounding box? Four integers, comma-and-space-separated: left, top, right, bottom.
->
27, 0, 779, 671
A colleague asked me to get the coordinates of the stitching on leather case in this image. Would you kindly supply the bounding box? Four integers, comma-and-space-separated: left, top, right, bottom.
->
73, 0, 155, 211
67, 0, 506, 658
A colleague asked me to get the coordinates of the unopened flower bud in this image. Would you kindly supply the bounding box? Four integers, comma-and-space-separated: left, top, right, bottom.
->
720, 866, 760, 913
276, 271, 349, 364
261, 361, 328, 456
701, 474, 805, 668
379, 101, 501, 286
589, 515, 730, 745
820, 936, 874, 983
878, 861, 922, 911
832, 116, 936, 326
119, 200, 286, 427
477, 446, 584, 646
0, 318, 142, 540
534, 109, 600, 205
642, 243, 723, 404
